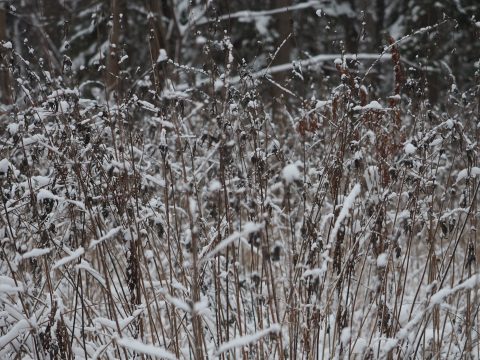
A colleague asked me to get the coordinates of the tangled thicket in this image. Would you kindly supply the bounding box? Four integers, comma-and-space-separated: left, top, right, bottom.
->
0, 1, 479, 359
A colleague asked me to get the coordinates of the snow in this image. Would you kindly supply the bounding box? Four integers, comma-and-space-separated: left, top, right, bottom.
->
89, 226, 122, 249
138, 100, 158, 112
388, 94, 401, 101
157, 49, 168, 63
37, 189, 59, 202
302, 267, 326, 278
0, 6, 477, 359
0, 159, 11, 174
144, 174, 166, 187
7, 123, 19, 135
115, 336, 177, 360
32, 176, 51, 187
195, 36, 207, 45
164, 293, 191, 313
383, 338, 398, 352
340, 327, 351, 345
353, 100, 385, 111
75, 261, 106, 287
208, 179, 222, 192
445, 119, 454, 129
53, 247, 85, 269
36, 189, 85, 210
0, 319, 29, 348
0, 284, 23, 294
364, 166, 379, 191
2, 41, 12, 49
94, 310, 141, 330
430, 287, 452, 305
215, 324, 281, 355
352, 337, 368, 354
315, 100, 330, 109
202, 222, 263, 260
404, 143, 417, 154
282, 163, 301, 183
47, 88, 79, 100
22, 248, 51, 259
330, 183, 361, 242
377, 253, 388, 267
456, 167, 480, 183
22, 134, 45, 146
429, 138, 442, 147
118, 55, 129, 64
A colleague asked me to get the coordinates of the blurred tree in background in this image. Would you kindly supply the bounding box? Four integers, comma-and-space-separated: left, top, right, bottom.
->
1, 0, 478, 111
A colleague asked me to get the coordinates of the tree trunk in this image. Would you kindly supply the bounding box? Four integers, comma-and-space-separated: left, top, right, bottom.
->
374, 0, 385, 50
106, 0, 122, 96
146, 0, 168, 93
0, 3, 12, 104
340, 0, 358, 54
42, 0, 64, 47
271, 0, 293, 125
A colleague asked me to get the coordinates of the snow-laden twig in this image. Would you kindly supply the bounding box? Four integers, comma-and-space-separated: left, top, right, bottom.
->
175, 53, 392, 91
195, 1, 319, 25
200, 222, 264, 262
52, 247, 85, 269
89, 226, 122, 249
330, 183, 361, 242
116, 336, 177, 360
215, 324, 282, 355
0, 319, 30, 348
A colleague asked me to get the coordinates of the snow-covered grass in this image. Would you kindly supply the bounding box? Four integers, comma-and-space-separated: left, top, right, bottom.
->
0, 8, 479, 360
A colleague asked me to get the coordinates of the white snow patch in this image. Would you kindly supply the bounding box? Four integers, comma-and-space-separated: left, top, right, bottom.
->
383, 338, 398, 352
202, 222, 263, 261
53, 247, 85, 269
7, 123, 19, 135
0, 159, 11, 173
364, 166, 379, 191
37, 189, 60, 202
22, 134, 45, 146
116, 336, 177, 360
157, 49, 168, 63
22, 248, 51, 259
196, 36, 207, 45
352, 337, 368, 354
32, 176, 51, 187
330, 183, 361, 242
215, 324, 281, 355
377, 253, 388, 267
315, 100, 330, 109
340, 327, 351, 345
353, 100, 384, 111
430, 287, 452, 305
89, 226, 122, 249
404, 143, 417, 154
118, 55, 129, 64
445, 119, 454, 129
2, 41, 12, 49
282, 163, 301, 183
209, 179, 222, 192
144, 174, 166, 188
456, 167, 480, 183
0, 283, 23, 294
0, 319, 30, 348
